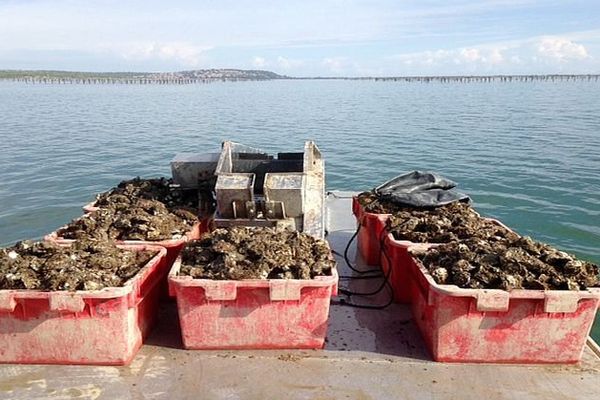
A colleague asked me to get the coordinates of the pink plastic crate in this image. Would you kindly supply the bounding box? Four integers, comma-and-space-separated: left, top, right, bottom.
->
381, 218, 512, 304
407, 252, 600, 364
168, 258, 339, 349
0, 245, 166, 365
82, 201, 97, 213
380, 234, 432, 303
352, 196, 391, 266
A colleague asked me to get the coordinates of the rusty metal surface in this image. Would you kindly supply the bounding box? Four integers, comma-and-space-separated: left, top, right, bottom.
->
0, 192, 598, 399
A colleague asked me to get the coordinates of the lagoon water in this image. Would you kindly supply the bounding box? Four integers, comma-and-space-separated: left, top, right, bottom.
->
0, 79, 599, 338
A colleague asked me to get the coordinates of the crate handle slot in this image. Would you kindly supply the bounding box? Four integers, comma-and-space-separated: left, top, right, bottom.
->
544, 293, 580, 313
203, 282, 238, 301
476, 291, 510, 312
49, 294, 86, 312
0, 293, 17, 312
270, 281, 302, 301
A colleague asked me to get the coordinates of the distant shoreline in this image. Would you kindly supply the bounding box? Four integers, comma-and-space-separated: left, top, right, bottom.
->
0, 69, 598, 84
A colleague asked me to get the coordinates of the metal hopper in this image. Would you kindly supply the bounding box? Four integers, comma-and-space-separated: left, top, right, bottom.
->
213, 141, 325, 238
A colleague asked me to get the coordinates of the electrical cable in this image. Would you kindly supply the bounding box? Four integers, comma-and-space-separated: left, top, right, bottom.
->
332, 231, 380, 279
330, 200, 394, 309
331, 288, 393, 309
343, 222, 381, 275
335, 267, 394, 309
338, 229, 391, 297
331, 249, 343, 258
334, 229, 394, 309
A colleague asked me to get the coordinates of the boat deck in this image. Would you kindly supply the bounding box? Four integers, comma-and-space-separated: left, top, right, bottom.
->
1, 192, 599, 399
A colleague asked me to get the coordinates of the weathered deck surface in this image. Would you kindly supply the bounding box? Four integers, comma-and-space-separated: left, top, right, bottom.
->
0, 192, 598, 399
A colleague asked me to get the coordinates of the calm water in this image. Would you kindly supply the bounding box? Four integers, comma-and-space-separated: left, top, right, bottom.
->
0, 79, 599, 339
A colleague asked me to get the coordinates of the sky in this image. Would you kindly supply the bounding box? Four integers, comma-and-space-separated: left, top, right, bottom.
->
0, 0, 599, 76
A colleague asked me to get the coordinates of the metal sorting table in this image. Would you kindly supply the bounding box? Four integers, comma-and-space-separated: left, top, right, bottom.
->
0, 192, 598, 400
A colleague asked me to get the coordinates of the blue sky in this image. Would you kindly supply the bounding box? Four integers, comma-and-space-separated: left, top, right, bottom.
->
1, 0, 599, 75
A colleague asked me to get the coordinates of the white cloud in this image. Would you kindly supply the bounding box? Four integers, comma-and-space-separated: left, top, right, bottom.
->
322, 57, 348, 73
428, 50, 452, 65
390, 35, 594, 74
537, 37, 589, 61
396, 47, 494, 68
460, 48, 482, 62
119, 42, 212, 67
457, 47, 504, 65
488, 48, 504, 64
252, 56, 267, 68
276, 56, 303, 69
510, 55, 521, 64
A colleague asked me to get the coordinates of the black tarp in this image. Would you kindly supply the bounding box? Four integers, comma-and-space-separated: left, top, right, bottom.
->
373, 171, 470, 208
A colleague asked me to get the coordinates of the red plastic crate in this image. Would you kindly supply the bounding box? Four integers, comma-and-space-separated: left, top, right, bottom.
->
407, 252, 600, 364
381, 218, 512, 304
0, 245, 166, 365
82, 201, 97, 213
168, 258, 339, 349
352, 196, 391, 266
380, 234, 432, 304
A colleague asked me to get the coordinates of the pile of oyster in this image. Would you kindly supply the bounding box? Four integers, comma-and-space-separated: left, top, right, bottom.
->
385, 202, 517, 244
358, 191, 600, 291
0, 239, 157, 291
179, 227, 335, 280
93, 177, 199, 212
58, 199, 197, 241
412, 236, 599, 291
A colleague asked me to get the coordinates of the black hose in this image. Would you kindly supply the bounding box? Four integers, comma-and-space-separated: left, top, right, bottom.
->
331, 288, 394, 309
338, 228, 392, 296
343, 222, 381, 275
329, 202, 395, 309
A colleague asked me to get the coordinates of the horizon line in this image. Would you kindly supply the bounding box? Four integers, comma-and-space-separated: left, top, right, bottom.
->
1, 68, 600, 80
